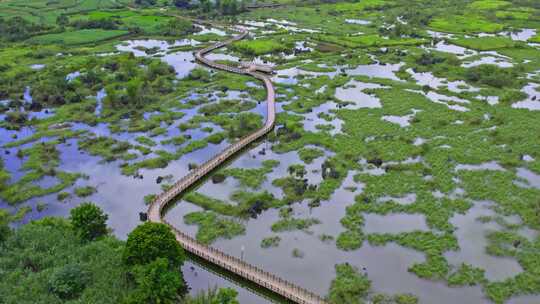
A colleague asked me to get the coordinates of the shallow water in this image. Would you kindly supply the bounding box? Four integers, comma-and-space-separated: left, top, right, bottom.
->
382, 109, 419, 127
30, 64, 45, 70
195, 25, 227, 36
363, 213, 430, 234
335, 80, 384, 108
378, 193, 417, 205
512, 83, 540, 111
345, 19, 371, 25
117, 39, 199, 78
407, 69, 479, 93
346, 62, 403, 81
507, 29, 537, 42
406, 89, 470, 112
461, 56, 513, 68
455, 161, 505, 171
445, 201, 524, 281
516, 168, 540, 189
424, 41, 476, 57
302, 102, 343, 135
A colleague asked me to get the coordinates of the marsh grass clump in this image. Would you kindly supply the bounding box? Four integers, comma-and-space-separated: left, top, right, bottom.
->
291, 248, 304, 258
260, 236, 281, 248
447, 263, 486, 286
184, 211, 245, 244
232, 38, 292, 55
74, 186, 96, 198
465, 64, 520, 88
328, 263, 370, 304
298, 147, 325, 164
271, 216, 321, 233
221, 159, 279, 188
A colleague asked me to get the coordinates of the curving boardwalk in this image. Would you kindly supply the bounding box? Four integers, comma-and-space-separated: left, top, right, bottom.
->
147, 28, 329, 304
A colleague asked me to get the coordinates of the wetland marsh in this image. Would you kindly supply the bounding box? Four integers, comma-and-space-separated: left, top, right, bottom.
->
1, 0, 540, 303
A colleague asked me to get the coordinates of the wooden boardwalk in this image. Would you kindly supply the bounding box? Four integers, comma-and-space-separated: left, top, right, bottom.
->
147, 29, 329, 304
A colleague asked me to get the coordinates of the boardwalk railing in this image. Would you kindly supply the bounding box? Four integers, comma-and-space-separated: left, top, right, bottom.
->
147, 28, 329, 304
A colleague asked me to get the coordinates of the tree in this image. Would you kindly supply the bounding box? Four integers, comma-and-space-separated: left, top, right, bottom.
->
126, 78, 143, 105
123, 222, 185, 268
0, 16, 46, 42
162, 18, 193, 36
184, 287, 239, 304
56, 15, 69, 27
215, 288, 239, 304
0, 210, 10, 243
69, 202, 108, 241
126, 258, 185, 304
328, 263, 371, 304
199, 0, 212, 12
48, 264, 90, 299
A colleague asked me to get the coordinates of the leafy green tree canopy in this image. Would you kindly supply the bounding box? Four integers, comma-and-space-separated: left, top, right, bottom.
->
69, 202, 108, 241
123, 222, 185, 268
48, 264, 90, 299
126, 258, 185, 304
0, 209, 11, 243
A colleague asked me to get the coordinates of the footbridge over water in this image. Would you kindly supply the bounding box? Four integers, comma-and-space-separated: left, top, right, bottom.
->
147, 28, 329, 304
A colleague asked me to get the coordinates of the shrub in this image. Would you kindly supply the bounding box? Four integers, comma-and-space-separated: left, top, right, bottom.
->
328, 263, 371, 304
126, 258, 185, 304
74, 186, 97, 197
48, 264, 89, 299
184, 287, 239, 304
0, 210, 10, 243
465, 64, 517, 88
69, 202, 108, 241
123, 222, 185, 267
188, 68, 211, 81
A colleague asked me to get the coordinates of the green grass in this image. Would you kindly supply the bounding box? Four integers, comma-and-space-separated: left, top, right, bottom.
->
316, 34, 425, 48
184, 211, 245, 244
74, 186, 97, 197
221, 159, 279, 188
29, 29, 129, 45
429, 15, 504, 33
468, 0, 511, 10
451, 36, 516, 50
260, 236, 281, 248
0, 0, 130, 25
447, 263, 486, 286
495, 10, 531, 20
298, 147, 325, 164
331, 0, 390, 12
529, 35, 540, 43
72, 11, 174, 34
328, 263, 371, 304
232, 38, 292, 55
271, 217, 321, 232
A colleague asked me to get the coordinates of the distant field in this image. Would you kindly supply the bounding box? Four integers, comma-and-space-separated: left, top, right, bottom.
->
429, 15, 504, 33
495, 10, 531, 20
468, 0, 511, 10
316, 34, 425, 48
232, 38, 291, 55
0, 0, 130, 25
28, 29, 129, 45
70, 9, 173, 34
451, 36, 516, 51
331, 0, 390, 12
